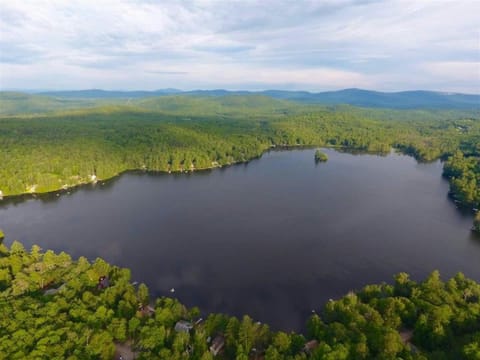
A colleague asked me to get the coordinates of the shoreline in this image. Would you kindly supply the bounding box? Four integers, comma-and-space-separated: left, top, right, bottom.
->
0, 144, 391, 200
2, 144, 477, 232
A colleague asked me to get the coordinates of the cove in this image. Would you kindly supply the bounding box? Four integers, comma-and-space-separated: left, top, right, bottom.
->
1, 148, 479, 331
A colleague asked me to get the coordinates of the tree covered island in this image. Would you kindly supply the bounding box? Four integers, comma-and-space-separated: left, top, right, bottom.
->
314, 150, 328, 162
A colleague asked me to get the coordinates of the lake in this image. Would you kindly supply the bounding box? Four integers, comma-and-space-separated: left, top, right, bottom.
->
1, 148, 479, 331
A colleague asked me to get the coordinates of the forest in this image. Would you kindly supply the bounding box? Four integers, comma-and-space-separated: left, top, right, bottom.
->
0, 93, 479, 229
443, 151, 480, 208
0, 240, 479, 359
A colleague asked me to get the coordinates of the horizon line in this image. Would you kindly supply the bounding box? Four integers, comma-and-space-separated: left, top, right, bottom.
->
1, 87, 479, 96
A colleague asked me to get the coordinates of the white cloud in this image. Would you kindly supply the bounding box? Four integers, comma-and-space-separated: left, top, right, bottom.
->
0, 0, 479, 92
423, 61, 480, 80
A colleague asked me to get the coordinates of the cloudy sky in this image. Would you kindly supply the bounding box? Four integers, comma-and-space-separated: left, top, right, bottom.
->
0, 0, 479, 92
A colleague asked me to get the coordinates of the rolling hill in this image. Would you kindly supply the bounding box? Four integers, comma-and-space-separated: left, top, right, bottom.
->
33, 88, 480, 110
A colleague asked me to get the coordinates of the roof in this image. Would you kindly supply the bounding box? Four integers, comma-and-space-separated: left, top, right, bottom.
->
44, 288, 59, 296
174, 320, 193, 333
43, 283, 66, 296
211, 335, 224, 347
304, 340, 319, 352
210, 335, 225, 355
400, 330, 413, 344
98, 276, 110, 289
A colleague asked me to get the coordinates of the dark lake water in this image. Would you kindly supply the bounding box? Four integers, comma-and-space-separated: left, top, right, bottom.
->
1, 148, 479, 331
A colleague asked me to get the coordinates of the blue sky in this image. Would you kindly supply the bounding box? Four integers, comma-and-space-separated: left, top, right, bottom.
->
0, 0, 479, 93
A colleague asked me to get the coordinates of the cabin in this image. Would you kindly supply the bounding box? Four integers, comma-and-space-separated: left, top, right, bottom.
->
97, 275, 110, 289
399, 329, 419, 354
138, 304, 155, 317
174, 320, 193, 333
209, 335, 225, 356
303, 340, 319, 354
44, 288, 59, 296
43, 283, 66, 296
400, 329, 413, 344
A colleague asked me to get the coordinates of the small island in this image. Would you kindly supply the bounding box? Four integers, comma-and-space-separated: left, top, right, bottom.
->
314, 150, 328, 162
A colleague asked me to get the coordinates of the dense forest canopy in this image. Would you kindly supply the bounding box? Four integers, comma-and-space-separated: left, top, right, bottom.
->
0, 240, 479, 359
0, 92, 113, 115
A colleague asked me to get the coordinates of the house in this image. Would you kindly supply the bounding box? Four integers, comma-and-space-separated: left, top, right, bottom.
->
400, 329, 413, 344
138, 304, 155, 317
98, 275, 110, 289
303, 340, 319, 354
399, 329, 420, 354
174, 320, 193, 333
209, 335, 225, 356
44, 288, 59, 296
43, 283, 66, 296
26, 184, 37, 193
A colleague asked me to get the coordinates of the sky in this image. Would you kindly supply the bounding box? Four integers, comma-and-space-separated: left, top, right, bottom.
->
0, 0, 479, 93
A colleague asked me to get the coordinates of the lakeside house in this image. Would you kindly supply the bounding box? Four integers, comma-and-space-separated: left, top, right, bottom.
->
303, 340, 319, 354
138, 304, 155, 317
97, 276, 110, 289
209, 335, 225, 356
174, 320, 193, 333
43, 283, 66, 296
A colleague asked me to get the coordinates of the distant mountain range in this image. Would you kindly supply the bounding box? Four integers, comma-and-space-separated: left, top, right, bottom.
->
36, 88, 479, 109
38, 88, 182, 99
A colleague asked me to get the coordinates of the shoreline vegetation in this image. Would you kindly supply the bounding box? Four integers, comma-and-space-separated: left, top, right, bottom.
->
0, 95, 479, 229
0, 239, 479, 359
473, 212, 480, 232
0, 144, 378, 200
